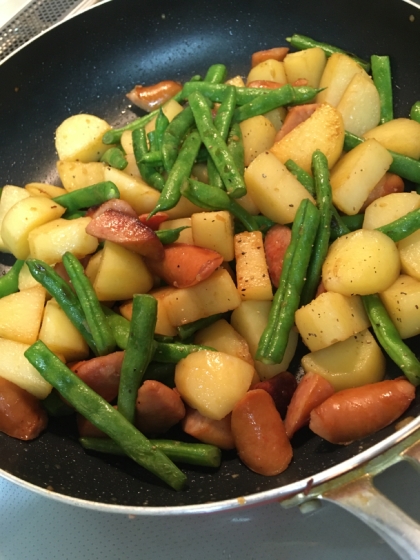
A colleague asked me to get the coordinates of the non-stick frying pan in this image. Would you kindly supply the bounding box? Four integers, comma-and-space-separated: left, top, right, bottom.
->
1, 0, 420, 552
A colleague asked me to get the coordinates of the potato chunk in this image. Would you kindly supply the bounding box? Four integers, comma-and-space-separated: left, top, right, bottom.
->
0, 287, 45, 345
234, 231, 273, 301
55, 114, 111, 162
316, 52, 366, 107
363, 192, 420, 230
295, 292, 370, 352
322, 229, 400, 296
0, 185, 30, 252
191, 210, 234, 261
336, 72, 380, 136
380, 275, 420, 339
56, 160, 106, 192
283, 47, 326, 88
175, 350, 254, 420
246, 59, 287, 85
363, 118, 420, 159
239, 115, 277, 166
301, 329, 385, 391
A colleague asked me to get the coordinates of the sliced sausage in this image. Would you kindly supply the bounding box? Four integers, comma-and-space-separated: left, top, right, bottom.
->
252, 371, 297, 418
251, 47, 289, 67
85, 209, 165, 261
182, 406, 235, 450
145, 243, 223, 288
231, 389, 293, 476
274, 103, 321, 142
284, 372, 335, 438
247, 78, 308, 90
309, 378, 415, 445
361, 173, 405, 212
0, 377, 47, 440
126, 80, 183, 112
138, 211, 170, 230
263, 224, 292, 288
70, 351, 124, 402
87, 199, 138, 219
135, 380, 185, 435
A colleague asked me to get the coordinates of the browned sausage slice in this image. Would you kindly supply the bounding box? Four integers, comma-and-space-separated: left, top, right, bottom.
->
231, 389, 293, 476
251, 47, 289, 67
88, 199, 138, 219
70, 351, 124, 402
309, 378, 415, 444
252, 371, 297, 418
182, 406, 235, 450
274, 103, 321, 142
263, 224, 291, 288
135, 380, 185, 435
86, 209, 165, 261
126, 80, 183, 112
361, 173, 405, 211
0, 377, 47, 440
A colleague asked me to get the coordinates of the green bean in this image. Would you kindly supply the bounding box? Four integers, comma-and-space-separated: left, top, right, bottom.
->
149, 129, 202, 216
232, 85, 321, 123
340, 213, 364, 231
155, 226, 191, 244
153, 341, 215, 363
286, 34, 370, 72
410, 101, 420, 123
204, 64, 227, 84
0, 259, 24, 298
371, 55, 393, 124
62, 252, 116, 356
101, 305, 131, 350
63, 210, 87, 220
147, 130, 157, 152
285, 159, 315, 196
176, 313, 225, 341
344, 131, 420, 184
256, 199, 320, 365
24, 341, 186, 490
79, 437, 221, 468
100, 147, 128, 170
143, 362, 176, 387
117, 294, 157, 424
376, 208, 420, 242
227, 123, 245, 176
53, 181, 120, 214
188, 91, 246, 198
362, 294, 420, 386
140, 151, 163, 167
300, 150, 333, 306
132, 127, 165, 192
102, 112, 159, 145
26, 258, 97, 353
161, 107, 195, 173
154, 108, 170, 152
41, 389, 74, 417
181, 179, 259, 231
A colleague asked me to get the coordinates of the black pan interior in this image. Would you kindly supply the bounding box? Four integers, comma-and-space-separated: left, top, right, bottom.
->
1, 0, 420, 508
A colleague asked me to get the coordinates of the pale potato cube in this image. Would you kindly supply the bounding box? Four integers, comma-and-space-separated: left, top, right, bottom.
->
239, 115, 277, 166
301, 329, 385, 391
191, 210, 234, 261
56, 160, 106, 192
88, 241, 153, 301
322, 229, 400, 296
39, 299, 89, 362
28, 217, 98, 264
316, 52, 366, 107
399, 229, 420, 281
122, 153, 141, 178
234, 231, 273, 301
120, 130, 134, 155
0, 185, 31, 252
1, 196, 66, 259
144, 99, 184, 134
330, 139, 393, 215
363, 192, 420, 230
55, 114, 111, 162
165, 196, 203, 220
380, 275, 420, 339
225, 75, 246, 87
159, 218, 193, 245
0, 286, 45, 345
18, 263, 45, 292
263, 107, 286, 132
283, 47, 327, 88
103, 167, 160, 214
270, 103, 345, 174
363, 118, 420, 159
25, 183, 66, 198
175, 350, 254, 420
164, 269, 241, 326
0, 338, 52, 399
84, 250, 103, 285
246, 59, 287, 85
295, 292, 370, 352
230, 300, 298, 380
244, 151, 315, 224
235, 192, 260, 215
336, 72, 381, 136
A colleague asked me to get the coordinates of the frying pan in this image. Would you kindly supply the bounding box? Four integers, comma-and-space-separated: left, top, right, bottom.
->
1, 0, 420, 554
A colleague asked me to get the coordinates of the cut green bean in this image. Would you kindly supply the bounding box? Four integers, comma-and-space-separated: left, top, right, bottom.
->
26, 258, 97, 353
101, 305, 131, 350
376, 208, 420, 242
100, 147, 128, 170
161, 107, 195, 173
362, 294, 420, 386
154, 108, 170, 152
25, 341, 186, 490
227, 122, 245, 176
153, 341, 215, 363
150, 129, 202, 216
103, 112, 159, 145
177, 313, 225, 341
155, 226, 191, 244
286, 34, 370, 72
340, 213, 364, 231
140, 151, 163, 166
117, 294, 158, 424
79, 437, 221, 468
132, 127, 165, 192
232, 85, 321, 123
204, 64, 227, 84
371, 55, 393, 124
285, 159, 315, 196
53, 181, 120, 213
62, 252, 116, 356
256, 199, 320, 365
188, 91, 246, 198
410, 102, 420, 123
0, 259, 24, 298
300, 150, 333, 306
143, 362, 176, 387
344, 131, 420, 184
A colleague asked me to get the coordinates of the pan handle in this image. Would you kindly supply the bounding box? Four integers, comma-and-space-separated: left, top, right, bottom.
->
281, 428, 420, 560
